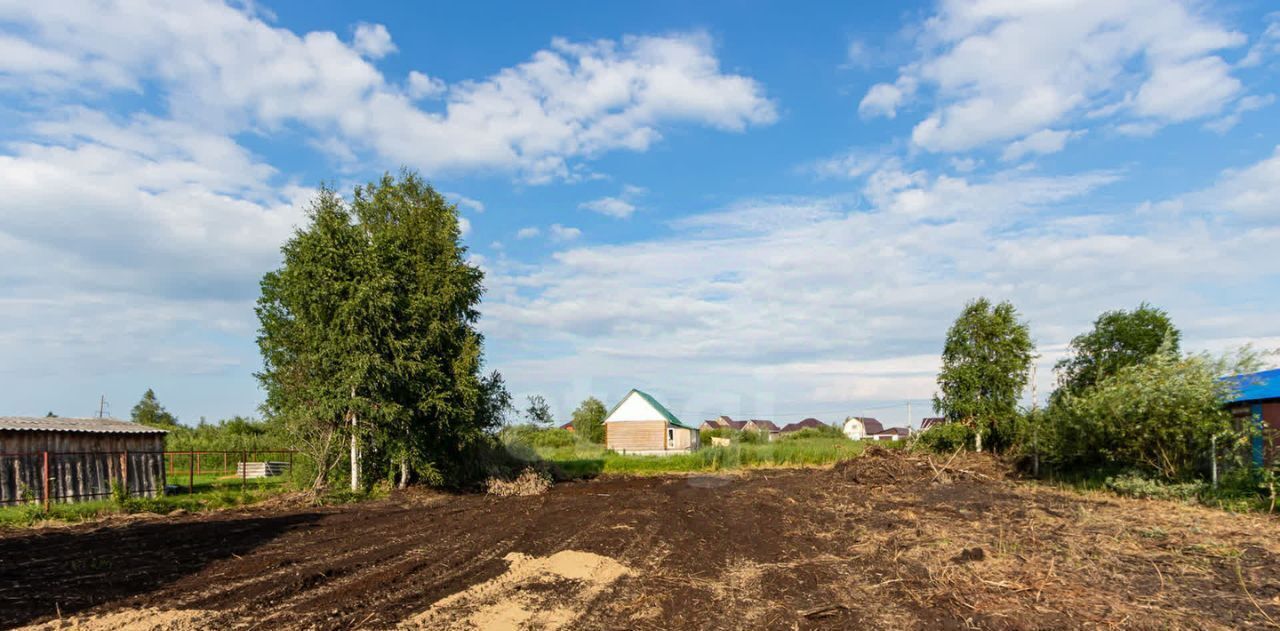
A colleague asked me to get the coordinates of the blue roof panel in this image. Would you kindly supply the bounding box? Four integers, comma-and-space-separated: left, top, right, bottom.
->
1224, 368, 1280, 403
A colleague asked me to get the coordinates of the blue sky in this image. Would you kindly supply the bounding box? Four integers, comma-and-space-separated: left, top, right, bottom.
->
1, 0, 1278, 427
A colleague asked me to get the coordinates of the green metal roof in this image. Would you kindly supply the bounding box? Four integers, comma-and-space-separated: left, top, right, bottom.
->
606, 389, 695, 430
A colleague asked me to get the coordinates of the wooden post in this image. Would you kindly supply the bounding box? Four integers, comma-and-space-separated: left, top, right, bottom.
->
120, 450, 129, 499
41, 451, 49, 511
188, 451, 194, 495
223, 452, 227, 475
241, 450, 247, 492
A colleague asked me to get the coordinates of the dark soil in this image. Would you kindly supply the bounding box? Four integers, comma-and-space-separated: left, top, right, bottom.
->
4, 448, 1280, 630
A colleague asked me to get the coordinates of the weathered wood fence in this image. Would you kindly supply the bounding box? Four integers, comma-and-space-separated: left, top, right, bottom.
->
0, 450, 165, 506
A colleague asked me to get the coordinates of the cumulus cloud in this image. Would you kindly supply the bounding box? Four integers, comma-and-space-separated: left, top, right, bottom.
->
865, 0, 1255, 154
549, 224, 582, 242
1001, 129, 1081, 162
0, 1, 776, 182
516, 227, 541, 239
483, 160, 1278, 420
580, 184, 646, 218
351, 22, 395, 59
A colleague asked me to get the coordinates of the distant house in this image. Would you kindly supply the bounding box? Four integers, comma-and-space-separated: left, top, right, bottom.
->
920, 417, 946, 431
741, 419, 781, 440
843, 416, 910, 441
558, 421, 575, 432
1223, 368, 1280, 465
780, 418, 827, 434
841, 417, 883, 440
869, 427, 911, 441
700, 415, 747, 431
604, 390, 700, 455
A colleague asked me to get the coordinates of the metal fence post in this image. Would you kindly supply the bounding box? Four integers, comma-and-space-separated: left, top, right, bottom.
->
241, 449, 247, 492
42, 451, 50, 511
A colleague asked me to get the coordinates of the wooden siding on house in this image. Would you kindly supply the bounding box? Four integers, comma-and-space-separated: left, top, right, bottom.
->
606, 420, 667, 452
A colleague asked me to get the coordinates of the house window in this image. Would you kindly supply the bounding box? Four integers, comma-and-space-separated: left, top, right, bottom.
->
667, 428, 675, 444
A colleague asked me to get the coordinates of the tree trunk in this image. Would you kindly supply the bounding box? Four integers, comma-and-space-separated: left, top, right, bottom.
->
349, 411, 360, 492
398, 458, 409, 490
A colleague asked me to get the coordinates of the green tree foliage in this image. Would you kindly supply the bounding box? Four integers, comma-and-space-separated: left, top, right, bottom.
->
131, 389, 180, 430
256, 171, 509, 492
524, 395, 554, 426
933, 298, 1035, 450
1037, 349, 1244, 480
571, 397, 607, 443
1053, 303, 1180, 401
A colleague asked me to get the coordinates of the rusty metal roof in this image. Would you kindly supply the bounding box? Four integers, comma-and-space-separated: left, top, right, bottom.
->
0, 417, 168, 434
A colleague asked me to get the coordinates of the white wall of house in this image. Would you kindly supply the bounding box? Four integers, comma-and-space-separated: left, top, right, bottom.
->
842, 417, 865, 440
605, 392, 663, 423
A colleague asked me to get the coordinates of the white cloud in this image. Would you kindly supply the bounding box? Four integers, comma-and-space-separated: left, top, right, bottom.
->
484, 160, 1278, 420
406, 70, 446, 99
858, 80, 911, 119
458, 216, 472, 236
1239, 13, 1280, 67
869, 0, 1252, 154
0, 2, 776, 182
1206, 94, 1276, 133
351, 22, 395, 59
580, 197, 636, 219
580, 184, 646, 219
516, 227, 541, 239
445, 192, 485, 213
1001, 129, 1081, 161
549, 224, 582, 242
1173, 146, 1280, 220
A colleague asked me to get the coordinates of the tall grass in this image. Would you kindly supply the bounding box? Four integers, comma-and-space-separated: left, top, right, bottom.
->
528, 435, 868, 478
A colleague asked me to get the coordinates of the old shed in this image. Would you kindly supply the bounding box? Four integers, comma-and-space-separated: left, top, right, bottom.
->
0, 416, 167, 505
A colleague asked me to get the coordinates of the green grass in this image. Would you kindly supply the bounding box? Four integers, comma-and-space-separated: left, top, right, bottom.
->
527, 435, 875, 478
0, 473, 294, 528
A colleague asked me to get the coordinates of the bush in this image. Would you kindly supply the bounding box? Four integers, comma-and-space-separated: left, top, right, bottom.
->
778, 426, 845, 441
500, 424, 576, 449
916, 422, 975, 453
1103, 471, 1207, 502
1037, 352, 1236, 480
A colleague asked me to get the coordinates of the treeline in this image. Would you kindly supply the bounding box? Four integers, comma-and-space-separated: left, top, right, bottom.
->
128, 388, 289, 451
920, 299, 1266, 486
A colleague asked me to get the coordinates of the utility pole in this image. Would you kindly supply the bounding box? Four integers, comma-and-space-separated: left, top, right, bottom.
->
97, 395, 107, 419
906, 401, 912, 429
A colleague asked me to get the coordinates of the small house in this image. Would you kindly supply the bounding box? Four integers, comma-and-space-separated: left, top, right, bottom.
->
558, 421, 575, 432
604, 390, 700, 455
920, 417, 946, 431
741, 419, 781, 440
780, 417, 828, 434
0, 416, 167, 505
1224, 368, 1280, 465
700, 416, 747, 431
841, 417, 883, 440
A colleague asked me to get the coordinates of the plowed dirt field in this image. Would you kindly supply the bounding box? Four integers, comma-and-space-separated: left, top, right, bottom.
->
4, 449, 1280, 630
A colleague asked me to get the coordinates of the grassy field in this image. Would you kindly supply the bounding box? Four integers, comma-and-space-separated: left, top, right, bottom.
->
525, 434, 886, 478
0, 473, 292, 528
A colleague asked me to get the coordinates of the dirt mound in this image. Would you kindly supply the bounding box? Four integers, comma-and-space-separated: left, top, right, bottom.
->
833, 446, 1010, 486
400, 550, 629, 630
15, 608, 214, 630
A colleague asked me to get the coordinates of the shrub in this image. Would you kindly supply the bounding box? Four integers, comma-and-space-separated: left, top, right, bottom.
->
1103, 471, 1206, 502
500, 424, 576, 449
486, 467, 552, 497
916, 422, 975, 453
1037, 352, 1237, 480
779, 426, 845, 441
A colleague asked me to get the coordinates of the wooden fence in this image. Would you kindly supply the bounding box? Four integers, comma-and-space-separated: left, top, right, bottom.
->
1, 449, 296, 508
